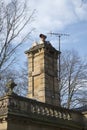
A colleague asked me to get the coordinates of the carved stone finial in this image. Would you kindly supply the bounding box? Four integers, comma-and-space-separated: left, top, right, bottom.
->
6, 79, 17, 95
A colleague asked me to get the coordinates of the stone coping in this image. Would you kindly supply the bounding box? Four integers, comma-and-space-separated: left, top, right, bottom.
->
25, 42, 60, 55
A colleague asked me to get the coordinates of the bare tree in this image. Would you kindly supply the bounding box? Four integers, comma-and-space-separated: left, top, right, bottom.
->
81, 0, 87, 3
60, 50, 87, 109
0, 61, 28, 96
80, 0, 87, 7
0, 0, 35, 77
14, 61, 28, 96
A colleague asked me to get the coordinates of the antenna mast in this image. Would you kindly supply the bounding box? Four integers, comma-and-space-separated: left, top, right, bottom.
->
48, 32, 69, 96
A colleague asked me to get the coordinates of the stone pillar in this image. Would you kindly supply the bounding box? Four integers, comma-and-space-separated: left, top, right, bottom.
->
25, 36, 60, 106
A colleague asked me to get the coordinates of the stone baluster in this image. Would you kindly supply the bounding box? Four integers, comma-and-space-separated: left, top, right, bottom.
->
49, 109, 53, 117
36, 105, 40, 114
41, 107, 45, 115
45, 107, 49, 116
54, 110, 58, 117
31, 104, 36, 113
67, 113, 71, 120
58, 112, 62, 118
34, 105, 38, 113
63, 113, 67, 119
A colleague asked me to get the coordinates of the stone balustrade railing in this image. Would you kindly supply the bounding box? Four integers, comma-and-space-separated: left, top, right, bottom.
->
0, 94, 84, 126
30, 103, 71, 120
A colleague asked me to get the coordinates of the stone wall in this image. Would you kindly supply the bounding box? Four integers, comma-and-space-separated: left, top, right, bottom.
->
25, 43, 60, 106
0, 120, 7, 130
0, 94, 85, 130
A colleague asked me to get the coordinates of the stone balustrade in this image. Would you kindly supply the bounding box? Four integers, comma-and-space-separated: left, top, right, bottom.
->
30, 103, 71, 120
0, 94, 84, 127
